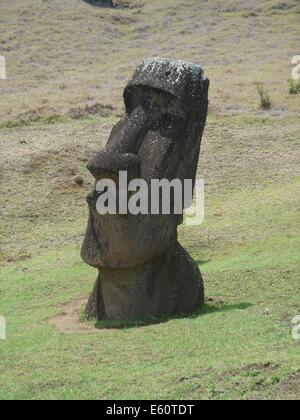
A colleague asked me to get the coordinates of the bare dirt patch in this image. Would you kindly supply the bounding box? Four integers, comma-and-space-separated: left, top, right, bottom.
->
47, 297, 100, 334
275, 371, 300, 400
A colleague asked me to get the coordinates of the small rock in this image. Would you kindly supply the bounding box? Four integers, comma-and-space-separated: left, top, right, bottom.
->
84, 0, 114, 7
72, 176, 84, 186
214, 209, 223, 217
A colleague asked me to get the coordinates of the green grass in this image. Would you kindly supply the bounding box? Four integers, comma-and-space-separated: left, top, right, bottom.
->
0, 172, 299, 399
288, 78, 300, 95
255, 82, 272, 110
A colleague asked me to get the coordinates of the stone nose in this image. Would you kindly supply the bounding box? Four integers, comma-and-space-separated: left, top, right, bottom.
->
86, 189, 109, 208
87, 150, 141, 181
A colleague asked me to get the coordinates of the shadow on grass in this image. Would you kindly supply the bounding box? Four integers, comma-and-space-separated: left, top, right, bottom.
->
83, 0, 114, 8
196, 260, 211, 266
94, 302, 253, 330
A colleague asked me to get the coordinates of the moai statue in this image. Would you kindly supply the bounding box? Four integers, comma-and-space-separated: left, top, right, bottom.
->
81, 58, 209, 321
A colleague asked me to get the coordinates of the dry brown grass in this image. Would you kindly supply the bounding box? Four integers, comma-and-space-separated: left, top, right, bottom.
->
0, 0, 299, 124
0, 0, 300, 262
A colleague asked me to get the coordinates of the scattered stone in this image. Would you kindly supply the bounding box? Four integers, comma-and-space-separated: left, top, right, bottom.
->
72, 176, 84, 186
214, 209, 223, 217
78, 157, 88, 163
84, 0, 114, 7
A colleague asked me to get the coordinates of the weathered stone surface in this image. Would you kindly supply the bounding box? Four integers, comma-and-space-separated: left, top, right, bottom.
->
81, 58, 209, 321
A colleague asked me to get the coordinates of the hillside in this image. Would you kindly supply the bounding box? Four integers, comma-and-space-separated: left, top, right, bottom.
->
0, 0, 300, 400
1, 0, 300, 124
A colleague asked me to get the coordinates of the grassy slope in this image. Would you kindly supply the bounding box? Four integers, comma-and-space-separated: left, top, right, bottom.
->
0, 0, 300, 400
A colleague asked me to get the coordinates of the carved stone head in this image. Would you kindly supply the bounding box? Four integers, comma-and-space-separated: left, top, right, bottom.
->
81, 58, 209, 270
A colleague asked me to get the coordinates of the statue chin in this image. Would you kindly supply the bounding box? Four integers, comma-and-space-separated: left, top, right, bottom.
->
81, 58, 209, 322
81, 211, 179, 269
